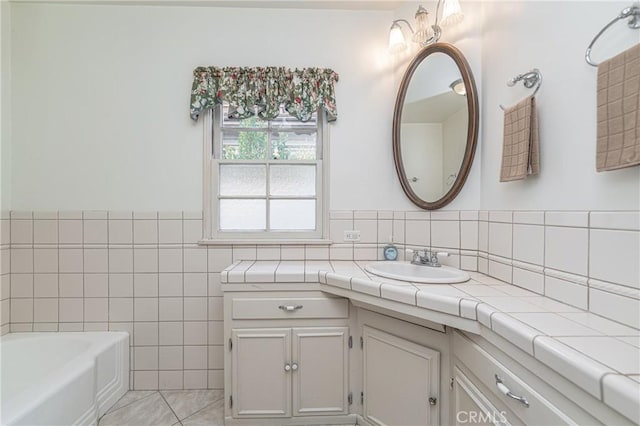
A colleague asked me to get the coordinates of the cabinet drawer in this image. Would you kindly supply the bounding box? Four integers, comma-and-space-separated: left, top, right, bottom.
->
453, 332, 576, 426
232, 297, 348, 320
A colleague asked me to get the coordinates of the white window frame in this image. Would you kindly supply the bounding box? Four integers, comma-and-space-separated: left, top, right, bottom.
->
201, 106, 330, 244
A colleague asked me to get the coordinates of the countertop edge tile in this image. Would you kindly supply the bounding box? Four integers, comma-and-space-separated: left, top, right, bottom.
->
602, 374, 640, 424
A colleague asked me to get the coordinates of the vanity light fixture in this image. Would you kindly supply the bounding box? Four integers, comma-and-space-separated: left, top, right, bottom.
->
449, 78, 466, 96
388, 0, 464, 52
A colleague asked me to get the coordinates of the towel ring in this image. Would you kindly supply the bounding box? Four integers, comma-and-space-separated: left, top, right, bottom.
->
499, 69, 542, 110
585, 5, 640, 67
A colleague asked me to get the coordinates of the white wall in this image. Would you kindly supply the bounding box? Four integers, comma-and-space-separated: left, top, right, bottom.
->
9, 3, 406, 211
479, 1, 640, 210
1, 1, 10, 212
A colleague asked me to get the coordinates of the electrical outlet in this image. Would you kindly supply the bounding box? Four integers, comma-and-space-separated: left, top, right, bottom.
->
344, 230, 361, 241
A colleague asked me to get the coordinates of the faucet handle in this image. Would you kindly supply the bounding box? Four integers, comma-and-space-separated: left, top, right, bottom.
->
436, 252, 450, 257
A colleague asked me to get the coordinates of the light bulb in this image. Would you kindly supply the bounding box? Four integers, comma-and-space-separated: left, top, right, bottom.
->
412, 5, 434, 44
441, 0, 464, 26
388, 22, 407, 53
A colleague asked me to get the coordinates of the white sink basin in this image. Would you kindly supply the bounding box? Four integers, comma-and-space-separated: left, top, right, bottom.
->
364, 261, 470, 284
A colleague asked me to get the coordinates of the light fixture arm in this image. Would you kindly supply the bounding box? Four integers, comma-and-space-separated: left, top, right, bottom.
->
390, 18, 414, 34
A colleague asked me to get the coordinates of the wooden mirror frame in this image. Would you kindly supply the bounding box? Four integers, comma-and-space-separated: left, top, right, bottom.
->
393, 43, 479, 210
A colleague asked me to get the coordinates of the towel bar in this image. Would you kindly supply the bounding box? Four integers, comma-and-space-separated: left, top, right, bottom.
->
499, 69, 542, 110
585, 5, 640, 67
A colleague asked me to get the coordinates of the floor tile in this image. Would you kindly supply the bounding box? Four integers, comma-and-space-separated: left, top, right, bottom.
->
107, 391, 156, 414
161, 389, 224, 420
99, 393, 178, 426
181, 397, 225, 425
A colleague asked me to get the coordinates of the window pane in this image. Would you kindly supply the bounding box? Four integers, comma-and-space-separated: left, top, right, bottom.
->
221, 129, 268, 160
271, 131, 317, 160
220, 165, 266, 196
220, 199, 266, 230
270, 200, 316, 231
270, 165, 316, 196
222, 105, 267, 129
271, 111, 317, 129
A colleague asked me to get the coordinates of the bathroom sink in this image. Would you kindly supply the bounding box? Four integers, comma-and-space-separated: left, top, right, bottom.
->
364, 261, 470, 284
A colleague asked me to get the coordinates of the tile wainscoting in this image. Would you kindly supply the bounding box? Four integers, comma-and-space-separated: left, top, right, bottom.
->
0, 209, 638, 390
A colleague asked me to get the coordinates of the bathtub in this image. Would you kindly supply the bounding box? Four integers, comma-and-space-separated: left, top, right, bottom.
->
1, 332, 129, 426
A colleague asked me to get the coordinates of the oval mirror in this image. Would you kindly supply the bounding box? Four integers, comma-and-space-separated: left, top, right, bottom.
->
393, 43, 479, 209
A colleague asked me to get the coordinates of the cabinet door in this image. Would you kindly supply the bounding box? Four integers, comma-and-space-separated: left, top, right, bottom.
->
292, 327, 349, 416
231, 328, 291, 418
452, 367, 510, 426
363, 326, 440, 426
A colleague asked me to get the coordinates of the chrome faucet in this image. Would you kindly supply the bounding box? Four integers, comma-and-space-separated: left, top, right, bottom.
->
408, 248, 449, 267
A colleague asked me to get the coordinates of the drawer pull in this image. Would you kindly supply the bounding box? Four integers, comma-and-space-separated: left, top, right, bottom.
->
284, 363, 291, 372
495, 374, 529, 407
278, 304, 303, 312
291, 362, 299, 371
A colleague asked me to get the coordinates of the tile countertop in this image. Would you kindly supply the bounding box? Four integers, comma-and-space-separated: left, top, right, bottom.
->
221, 260, 640, 423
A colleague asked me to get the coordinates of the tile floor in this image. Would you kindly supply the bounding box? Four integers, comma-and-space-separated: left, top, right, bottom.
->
99, 390, 224, 426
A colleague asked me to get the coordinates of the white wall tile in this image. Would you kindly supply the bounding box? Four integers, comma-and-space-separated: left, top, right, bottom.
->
159, 371, 183, 390
109, 274, 133, 297
590, 230, 639, 288
183, 220, 202, 244
159, 346, 183, 370
159, 248, 183, 273
84, 298, 108, 322
159, 298, 183, 321
83, 220, 107, 244
488, 222, 512, 258
59, 220, 83, 244
184, 298, 207, 321
134, 274, 159, 297
256, 246, 280, 260
159, 273, 183, 297
589, 288, 640, 329
34, 274, 58, 298
159, 212, 182, 220
392, 218, 405, 244
184, 321, 207, 345
545, 211, 589, 227
134, 371, 158, 390
109, 248, 133, 273
513, 224, 544, 266
590, 212, 640, 231
512, 267, 544, 294
159, 220, 182, 244
134, 322, 159, 346
58, 298, 83, 322
11, 274, 33, 298
304, 246, 328, 260
59, 249, 83, 273
134, 220, 158, 244
109, 219, 133, 244
135, 347, 159, 370
59, 274, 83, 297
513, 211, 544, 225
207, 346, 224, 369
405, 220, 430, 246
134, 248, 159, 273
11, 249, 33, 273
431, 220, 459, 249
489, 211, 512, 223
34, 220, 58, 244
460, 211, 479, 221
354, 219, 377, 243
134, 298, 159, 322
545, 276, 588, 310
11, 220, 33, 244
109, 298, 133, 322
11, 299, 33, 323
478, 221, 488, 252
83, 211, 107, 220
545, 226, 588, 276
184, 248, 207, 272
232, 246, 256, 261
84, 274, 108, 297
281, 245, 305, 260
207, 247, 232, 272
329, 219, 352, 243
184, 346, 207, 370
159, 322, 183, 346
184, 274, 207, 297
460, 221, 478, 250
488, 260, 512, 284
84, 248, 108, 273
431, 211, 457, 221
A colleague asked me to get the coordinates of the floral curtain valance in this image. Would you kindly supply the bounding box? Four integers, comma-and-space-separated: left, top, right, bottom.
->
190, 66, 339, 122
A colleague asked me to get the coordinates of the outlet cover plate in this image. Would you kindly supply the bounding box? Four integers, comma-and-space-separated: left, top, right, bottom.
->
344, 230, 361, 241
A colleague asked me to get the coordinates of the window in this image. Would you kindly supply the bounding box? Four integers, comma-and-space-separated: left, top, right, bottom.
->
202, 104, 329, 242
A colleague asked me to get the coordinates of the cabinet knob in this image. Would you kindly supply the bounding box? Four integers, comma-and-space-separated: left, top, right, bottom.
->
495, 374, 529, 407
284, 363, 291, 372
291, 362, 299, 371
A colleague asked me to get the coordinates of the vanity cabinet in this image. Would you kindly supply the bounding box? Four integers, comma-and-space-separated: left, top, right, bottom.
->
362, 326, 440, 426
224, 291, 352, 425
